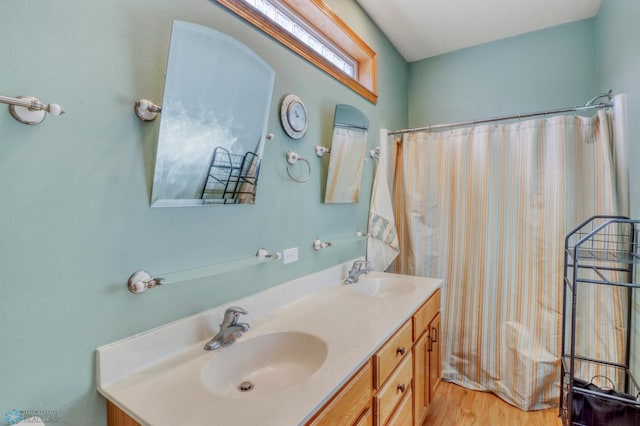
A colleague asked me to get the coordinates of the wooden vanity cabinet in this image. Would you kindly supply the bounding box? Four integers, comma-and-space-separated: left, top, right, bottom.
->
307, 360, 373, 426
108, 288, 442, 426
354, 408, 373, 426
107, 401, 139, 426
108, 362, 375, 426
374, 352, 412, 425
412, 289, 441, 426
386, 388, 413, 425
373, 320, 413, 426
308, 320, 413, 426
374, 320, 413, 387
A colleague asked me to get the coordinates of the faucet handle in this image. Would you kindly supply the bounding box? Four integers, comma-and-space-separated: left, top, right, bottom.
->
226, 306, 248, 315
354, 260, 369, 270
223, 306, 249, 326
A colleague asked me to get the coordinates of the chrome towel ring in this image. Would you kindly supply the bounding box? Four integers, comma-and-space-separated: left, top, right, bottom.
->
286, 151, 311, 183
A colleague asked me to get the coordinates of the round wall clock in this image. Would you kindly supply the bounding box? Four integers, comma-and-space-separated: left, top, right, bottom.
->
280, 94, 308, 139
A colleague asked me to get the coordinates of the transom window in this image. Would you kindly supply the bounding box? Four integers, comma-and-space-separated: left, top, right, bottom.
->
244, 0, 357, 78
216, 0, 377, 103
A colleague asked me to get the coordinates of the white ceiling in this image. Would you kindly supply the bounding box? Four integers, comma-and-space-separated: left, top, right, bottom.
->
356, 0, 602, 62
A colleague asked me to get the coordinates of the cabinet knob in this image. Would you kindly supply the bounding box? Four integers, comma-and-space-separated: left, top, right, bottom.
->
396, 346, 405, 356
431, 327, 438, 343
397, 383, 406, 393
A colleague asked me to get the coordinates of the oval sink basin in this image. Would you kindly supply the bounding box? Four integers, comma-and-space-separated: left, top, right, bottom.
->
201, 331, 327, 397
348, 277, 415, 297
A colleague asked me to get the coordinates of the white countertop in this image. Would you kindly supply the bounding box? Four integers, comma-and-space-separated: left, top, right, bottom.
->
97, 260, 441, 426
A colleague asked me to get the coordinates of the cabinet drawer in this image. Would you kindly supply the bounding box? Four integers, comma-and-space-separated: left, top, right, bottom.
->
354, 407, 373, 426
374, 320, 412, 387
413, 289, 441, 340
386, 389, 413, 426
375, 352, 412, 426
308, 360, 372, 426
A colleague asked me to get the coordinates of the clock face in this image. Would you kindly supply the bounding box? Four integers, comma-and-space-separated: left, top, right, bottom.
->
288, 103, 307, 132
280, 94, 308, 139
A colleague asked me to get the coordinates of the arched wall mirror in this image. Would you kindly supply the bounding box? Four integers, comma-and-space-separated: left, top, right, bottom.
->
151, 21, 276, 207
324, 104, 369, 203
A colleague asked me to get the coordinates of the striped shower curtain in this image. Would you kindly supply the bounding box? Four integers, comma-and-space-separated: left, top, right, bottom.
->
393, 102, 629, 410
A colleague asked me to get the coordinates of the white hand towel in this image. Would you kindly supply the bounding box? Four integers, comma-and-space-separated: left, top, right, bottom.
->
367, 129, 399, 271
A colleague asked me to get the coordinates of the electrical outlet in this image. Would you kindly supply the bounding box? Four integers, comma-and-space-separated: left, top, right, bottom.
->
283, 247, 299, 264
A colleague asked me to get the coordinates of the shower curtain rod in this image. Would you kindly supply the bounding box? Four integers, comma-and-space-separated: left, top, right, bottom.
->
389, 91, 614, 136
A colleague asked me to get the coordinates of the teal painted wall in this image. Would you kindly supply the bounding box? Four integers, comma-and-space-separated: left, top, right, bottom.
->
596, 0, 640, 218
0, 1, 407, 424
407, 19, 599, 128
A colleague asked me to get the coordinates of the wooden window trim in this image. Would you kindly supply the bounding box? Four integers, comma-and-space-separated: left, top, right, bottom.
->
216, 0, 378, 104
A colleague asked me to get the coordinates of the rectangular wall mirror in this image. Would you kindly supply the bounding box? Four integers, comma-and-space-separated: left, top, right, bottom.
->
151, 21, 275, 207
324, 104, 369, 203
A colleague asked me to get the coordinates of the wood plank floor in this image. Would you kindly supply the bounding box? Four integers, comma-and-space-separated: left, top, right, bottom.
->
422, 382, 562, 426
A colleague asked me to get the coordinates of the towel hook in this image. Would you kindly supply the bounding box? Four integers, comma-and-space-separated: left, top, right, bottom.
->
315, 145, 331, 157
369, 147, 380, 159
127, 271, 164, 294
313, 238, 333, 250
134, 99, 162, 121
256, 248, 281, 260
286, 151, 311, 183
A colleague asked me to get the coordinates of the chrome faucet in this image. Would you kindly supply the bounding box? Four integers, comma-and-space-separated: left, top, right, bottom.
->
204, 306, 250, 351
344, 260, 369, 284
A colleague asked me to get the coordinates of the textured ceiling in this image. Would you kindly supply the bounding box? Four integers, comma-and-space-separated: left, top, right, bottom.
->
356, 0, 602, 62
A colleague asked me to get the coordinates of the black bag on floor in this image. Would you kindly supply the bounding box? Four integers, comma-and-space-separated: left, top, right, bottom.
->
572, 377, 640, 426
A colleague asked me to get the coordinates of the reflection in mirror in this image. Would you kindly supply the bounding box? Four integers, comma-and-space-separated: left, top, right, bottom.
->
324, 104, 369, 203
151, 21, 275, 207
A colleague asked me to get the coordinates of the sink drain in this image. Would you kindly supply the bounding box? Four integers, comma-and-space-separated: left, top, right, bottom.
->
239, 381, 254, 392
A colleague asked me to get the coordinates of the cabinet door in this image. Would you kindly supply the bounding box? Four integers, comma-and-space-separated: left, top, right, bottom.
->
413, 332, 429, 426
428, 313, 441, 397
